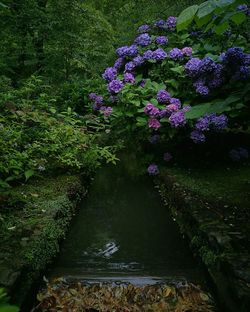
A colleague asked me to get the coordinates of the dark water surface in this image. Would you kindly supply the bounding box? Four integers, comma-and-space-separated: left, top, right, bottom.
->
49, 161, 206, 285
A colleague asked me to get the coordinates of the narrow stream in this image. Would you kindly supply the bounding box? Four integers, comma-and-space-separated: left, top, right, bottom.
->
48, 159, 206, 286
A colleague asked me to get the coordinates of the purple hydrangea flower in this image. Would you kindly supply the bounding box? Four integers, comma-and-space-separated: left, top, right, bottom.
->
144, 103, 160, 117
166, 104, 180, 115
199, 57, 218, 74
139, 79, 146, 87
154, 20, 167, 28
163, 152, 172, 162
133, 55, 144, 66
114, 58, 124, 70
223, 47, 245, 65
182, 47, 193, 57
194, 81, 209, 96
108, 80, 124, 94
185, 58, 202, 77
190, 130, 206, 143
244, 54, 250, 66
166, 16, 177, 31
125, 61, 135, 72
195, 116, 210, 131
89, 93, 98, 101
157, 90, 171, 103
149, 134, 160, 144
169, 111, 186, 128
143, 50, 154, 60
116, 45, 138, 57
210, 114, 228, 130
237, 4, 248, 12
169, 48, 183, 60
147, 164, 159, 175
102, 67, 117, 82
100, 106, 113, 117
93, 102, 102, 111
124, 72, 135, 84
233, 66, 250, 80
155, 36, 168, 46
159, 109, 168, 118
148, 118, 161, 130
153, 48, 167, 60
169, 98, 182, 109
138, 24, 151, 33
135, 33, 151, 46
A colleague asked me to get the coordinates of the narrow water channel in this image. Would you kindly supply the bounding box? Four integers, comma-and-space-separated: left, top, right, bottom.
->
48, 159, 206, 286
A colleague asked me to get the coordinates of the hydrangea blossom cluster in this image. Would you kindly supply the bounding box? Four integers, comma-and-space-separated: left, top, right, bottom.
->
166, 16, 177, 31
144, 103, 160, 117
135, 33, 151, 46
108, 80, 124, 94
116, 45, 138, 57
148, 118, 161, 130
190, 113, 228, 143
157, 90, 171, 103
124, 72, 135, 84
185, 56, 224, 95
237, 4, 250, 15
147, 164, 159, 175
229, 147, 249, 161
100, 106, 113, 117
89, 93, 104, 110
102, 67, 117, 82
155, 36, 168, 46
137, 24, 150, 33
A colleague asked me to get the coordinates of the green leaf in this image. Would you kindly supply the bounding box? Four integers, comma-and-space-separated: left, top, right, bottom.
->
185, 103, 211, 119
230, 12, 246, 25
24, 170, 35, 181
170, 66, 184, 75
197, 1, 216, 19
177, 5, 199, 32
214, 21, 229, 34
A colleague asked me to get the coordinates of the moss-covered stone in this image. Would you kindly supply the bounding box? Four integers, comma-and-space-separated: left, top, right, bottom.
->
156, 166, 250, 312
0, 174, 86, 307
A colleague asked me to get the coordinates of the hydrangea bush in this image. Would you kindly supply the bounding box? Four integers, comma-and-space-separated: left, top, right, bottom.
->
89, 0, 250, 174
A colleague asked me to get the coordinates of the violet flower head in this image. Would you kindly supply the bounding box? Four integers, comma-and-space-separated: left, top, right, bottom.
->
169, 111, 186, 128
144, 103, 160, 117
185, 58, 202, 77
147, 164, 159, 175
149, 134, 160, 144
166, 16, 177, 31
169, 98, 182, 109
148, 118, 161, 130
195, 116, 210, 131
159, 109, 168, 118
237, 4, 248, 12
210, 114, 228, 130
138, 24, 151, 33
194, 81, 209, 96
125, 61, 135, 72
89, 93, 98, 101
108, 80, 124, 94
190, 130, 206, 143
114, 58, 124, 70
143, 50, 154, 60
169, 48, 183, 60
233, 66, 250, 80
223, 47, 245, 65
163, 152, 173, 162
155, 36, 168, 46
154, 20, 166, 28
94, 95, 103, 105
153, 48, 167, 60
182, 47, 193, 57
157, 89, 171, 103
116, 45, 138, 58
102, 67, 117, 82
124, 72, 135, 84
135, 33, 151, 46
133, 55, 144, 66
199, 57, 218, 74
100, 106, 113, 117
165, 104, 179, 115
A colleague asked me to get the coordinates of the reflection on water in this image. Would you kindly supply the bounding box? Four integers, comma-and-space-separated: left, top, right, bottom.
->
49, 158, 205, 284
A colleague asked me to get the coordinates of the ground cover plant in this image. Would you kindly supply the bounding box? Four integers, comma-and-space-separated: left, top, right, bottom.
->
89, 0, 250, 174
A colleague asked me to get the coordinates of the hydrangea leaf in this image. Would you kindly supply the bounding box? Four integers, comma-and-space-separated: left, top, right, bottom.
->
177, 5, 199, 32
230, 12, 247, 25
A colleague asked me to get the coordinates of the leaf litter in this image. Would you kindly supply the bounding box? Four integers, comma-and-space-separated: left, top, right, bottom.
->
34, 278, 215, 312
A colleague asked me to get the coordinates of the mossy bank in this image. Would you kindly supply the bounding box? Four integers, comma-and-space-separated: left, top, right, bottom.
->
0, 174, 87, 309
156, 165, 250, 312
